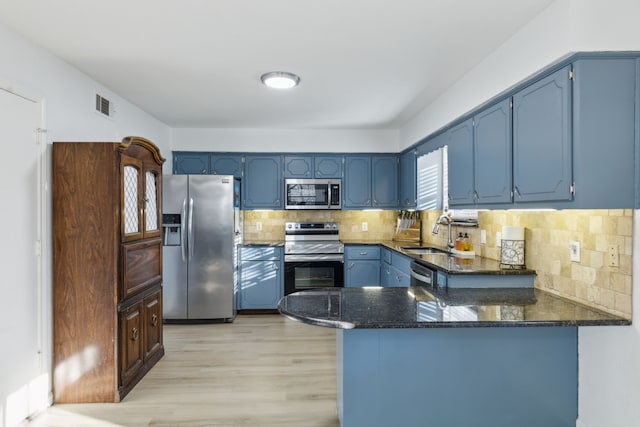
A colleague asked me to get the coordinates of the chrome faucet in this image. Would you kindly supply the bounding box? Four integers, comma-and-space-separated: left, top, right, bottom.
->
432, 213, 455, 251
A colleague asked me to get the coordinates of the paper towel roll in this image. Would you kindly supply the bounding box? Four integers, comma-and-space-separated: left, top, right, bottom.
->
502, 226, 524, 241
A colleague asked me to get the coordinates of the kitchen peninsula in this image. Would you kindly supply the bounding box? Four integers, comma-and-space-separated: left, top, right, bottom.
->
279, 286, 629, 427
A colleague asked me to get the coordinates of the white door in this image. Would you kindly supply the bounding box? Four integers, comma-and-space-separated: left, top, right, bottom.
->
0, 87, 45, 426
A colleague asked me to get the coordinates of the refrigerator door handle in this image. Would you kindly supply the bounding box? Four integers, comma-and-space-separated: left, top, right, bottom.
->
188, 197, 195, 260
181, 198, 188, 262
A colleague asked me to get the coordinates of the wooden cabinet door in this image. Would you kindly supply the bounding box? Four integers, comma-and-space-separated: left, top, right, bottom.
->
120, 302, 144, 386
372, 155, 398, 208
513, 66, 572, 203
121, 154, 144, 242
473, 98, 512, 204
343, 156, 371, 208
144, 290, 163, 361
173, 152, 210, 174
447, 119, 474, 206
243, 155, 283, 209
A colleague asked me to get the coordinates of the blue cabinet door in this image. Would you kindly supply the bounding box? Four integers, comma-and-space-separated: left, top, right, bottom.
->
513, 66, 572, 203
314, 155, 343, 178
243, 155, 282, 209
211, 154, 243, 178
474, 98, 513, 204
447, 119, 474, 205
173, 152, 210, 174
345, 260, 381, 287
372, 155, 398, 208
238, 260, 282, 309
343, 156, 372, 208
572, 58, 636, 208
284, 155, 313, 178
399, 150, 417, 208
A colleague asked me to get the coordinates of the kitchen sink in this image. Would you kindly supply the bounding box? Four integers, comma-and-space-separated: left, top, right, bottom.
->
402, 247, 450, 256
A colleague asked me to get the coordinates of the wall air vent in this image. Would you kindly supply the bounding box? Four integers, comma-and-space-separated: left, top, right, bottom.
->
95, 93, 112, 117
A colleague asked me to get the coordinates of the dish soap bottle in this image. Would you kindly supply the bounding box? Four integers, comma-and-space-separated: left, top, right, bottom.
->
463, 232, 473, 252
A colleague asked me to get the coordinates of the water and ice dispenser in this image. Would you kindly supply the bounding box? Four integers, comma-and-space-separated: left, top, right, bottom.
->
162, 214, 182, 246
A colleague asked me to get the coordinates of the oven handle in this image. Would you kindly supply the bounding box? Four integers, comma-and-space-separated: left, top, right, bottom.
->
284, 254, 344, 262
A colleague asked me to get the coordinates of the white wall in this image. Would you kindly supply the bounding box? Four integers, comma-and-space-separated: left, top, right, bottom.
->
0, 21, 170, 427
400, 1, 640, 426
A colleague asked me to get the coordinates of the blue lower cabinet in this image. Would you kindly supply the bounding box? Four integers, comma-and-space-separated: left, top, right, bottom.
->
238, 246, 283, 309
344, 246, 381, 287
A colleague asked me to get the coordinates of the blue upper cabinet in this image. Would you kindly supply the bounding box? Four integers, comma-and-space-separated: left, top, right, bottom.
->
210, 154, 243, 178
399, 150, 417, 208
243, 155, 283, 209
572, 58, 636, 209
447, 119, 474, 205
513, 65, 573, 203
284, 155, 343, 178
173, 152, 209, 174
372, 155, 398, 208
343, 156, 372, 208
284, 155, 313, 178
473, 98, 513, 204
314, 155, 343, 178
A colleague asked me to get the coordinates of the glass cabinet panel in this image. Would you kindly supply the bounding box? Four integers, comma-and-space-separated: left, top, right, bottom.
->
145, 171, 158, 232
124, 165, 140, 235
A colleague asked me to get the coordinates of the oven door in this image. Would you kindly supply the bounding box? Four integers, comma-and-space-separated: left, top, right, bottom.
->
284, 256, 344, 295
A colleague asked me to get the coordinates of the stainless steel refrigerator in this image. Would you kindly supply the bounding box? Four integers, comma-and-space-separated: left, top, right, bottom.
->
162, 175, 241, 321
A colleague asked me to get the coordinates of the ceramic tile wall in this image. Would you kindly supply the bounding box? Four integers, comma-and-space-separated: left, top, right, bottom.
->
422, 209, 633, 319
243, 210, 397, 242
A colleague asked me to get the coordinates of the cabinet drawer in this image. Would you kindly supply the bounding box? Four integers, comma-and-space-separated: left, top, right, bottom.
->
121, 239, 162, 300
381, 247, 392, 264
240, 246, 281, 261
346, 245, 380, 260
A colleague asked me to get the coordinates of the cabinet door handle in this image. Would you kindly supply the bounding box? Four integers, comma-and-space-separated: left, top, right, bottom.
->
348, 262, 354, 270
514, 186, 521, 198
131, 327, 139, 341
272, 262, 279, 270
151, 314, 158, 326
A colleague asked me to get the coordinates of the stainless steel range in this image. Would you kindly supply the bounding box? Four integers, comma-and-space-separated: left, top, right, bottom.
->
284, 222, 344, 295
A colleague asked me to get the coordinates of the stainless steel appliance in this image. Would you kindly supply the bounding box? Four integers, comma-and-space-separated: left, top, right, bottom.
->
284, 222, 344, 294
284, 179, 341, 210
410, 261, 438, 288
162, 175, 241, 321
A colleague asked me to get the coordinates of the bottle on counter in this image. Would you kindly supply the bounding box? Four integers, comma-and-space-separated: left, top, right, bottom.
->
455, 232, 463, 251
463, 232, 473, 251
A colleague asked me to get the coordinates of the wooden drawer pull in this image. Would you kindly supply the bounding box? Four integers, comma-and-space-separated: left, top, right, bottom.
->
151, 314, 159, 326
131, 327, 139, 341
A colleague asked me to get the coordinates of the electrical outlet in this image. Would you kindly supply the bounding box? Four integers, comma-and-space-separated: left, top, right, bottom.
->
496, 232, 501, 247
480, 230, 487, 244
569, 240, 581, 262
256, 222, 262, 231
608, 245, 619, 267
361, 222, 368, 231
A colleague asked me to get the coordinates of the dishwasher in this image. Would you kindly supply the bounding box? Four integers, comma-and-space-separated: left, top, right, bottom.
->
410, 261, 439, 288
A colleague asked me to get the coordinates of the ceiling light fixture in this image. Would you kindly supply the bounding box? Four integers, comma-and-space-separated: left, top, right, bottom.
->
260, 71, 301, 89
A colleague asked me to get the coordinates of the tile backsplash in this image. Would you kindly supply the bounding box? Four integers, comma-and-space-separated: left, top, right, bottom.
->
422, 209, 633, 319
243, 209, 633, 319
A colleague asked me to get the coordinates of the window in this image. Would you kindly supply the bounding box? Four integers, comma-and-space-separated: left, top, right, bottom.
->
417, 146, 448, 211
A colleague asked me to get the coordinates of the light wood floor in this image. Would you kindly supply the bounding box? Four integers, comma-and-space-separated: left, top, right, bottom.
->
28, 315, 339, 427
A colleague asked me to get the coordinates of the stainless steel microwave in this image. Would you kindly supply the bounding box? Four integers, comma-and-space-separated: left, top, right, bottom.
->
284, 179, 341, 210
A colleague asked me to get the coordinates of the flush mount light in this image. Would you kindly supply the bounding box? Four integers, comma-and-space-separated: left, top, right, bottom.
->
260, 71, 301, 89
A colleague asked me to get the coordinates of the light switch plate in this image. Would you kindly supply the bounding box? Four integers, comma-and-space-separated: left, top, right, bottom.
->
362, 222, 368, 231
256, 222, 262, 231
569, 240, 581, 262
480, 230, 487, 244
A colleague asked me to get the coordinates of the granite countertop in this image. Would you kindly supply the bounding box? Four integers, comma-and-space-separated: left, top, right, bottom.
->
278, 286, 630, 329
344, 239, 536, 276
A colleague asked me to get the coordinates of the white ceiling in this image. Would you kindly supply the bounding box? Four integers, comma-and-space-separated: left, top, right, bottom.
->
0, 0, 556, 129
